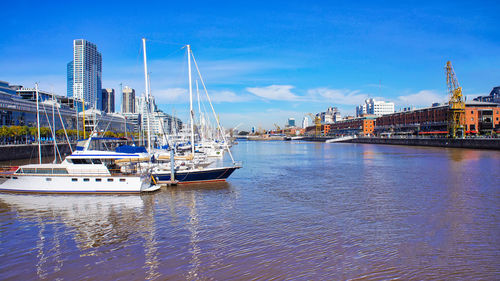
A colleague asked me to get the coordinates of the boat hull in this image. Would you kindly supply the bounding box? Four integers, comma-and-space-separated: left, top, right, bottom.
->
0, 174, 157, 194
154, 166, 240, 184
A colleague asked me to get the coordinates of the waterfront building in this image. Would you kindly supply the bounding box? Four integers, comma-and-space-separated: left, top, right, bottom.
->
375, 101, 500, 135
122, 86, 135, 113
101, 88, 115, 113
1, 80, 141, 136
67, 39, 102, 109
0, 81, 76, 130
474, 86, 500, 104
287, 118, 295, 127
356, 98, 394, 117
306, 116, 376, 136
17, 87, 67, 104
0, 80, 18, 96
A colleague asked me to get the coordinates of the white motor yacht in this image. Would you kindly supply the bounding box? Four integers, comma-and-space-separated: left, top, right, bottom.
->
0, 156, 159, 194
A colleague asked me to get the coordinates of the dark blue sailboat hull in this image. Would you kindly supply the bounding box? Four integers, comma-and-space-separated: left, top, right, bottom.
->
154, 166, 240, 184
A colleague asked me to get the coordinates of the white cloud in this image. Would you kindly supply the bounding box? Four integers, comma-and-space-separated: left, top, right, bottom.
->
307, 88, 369, 105
246, 85, 299, 101
154, 88, 189, 103
153, 88, 252, 104
209, 90, 252, 103
396, 90, 448, 107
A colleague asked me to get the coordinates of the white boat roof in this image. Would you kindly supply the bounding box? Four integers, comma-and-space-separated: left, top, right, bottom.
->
69, 150, 148, 159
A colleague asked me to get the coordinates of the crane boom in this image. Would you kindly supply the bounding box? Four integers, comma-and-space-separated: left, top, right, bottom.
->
445, 61, 465, 138
306, 113, 321, 136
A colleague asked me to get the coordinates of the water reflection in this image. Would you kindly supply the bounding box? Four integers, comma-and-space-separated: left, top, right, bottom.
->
447, 148, 482, 162
0, 193, 157, 279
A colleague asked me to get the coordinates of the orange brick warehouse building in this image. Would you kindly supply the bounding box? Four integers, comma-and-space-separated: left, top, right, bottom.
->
306, 101, 499, 136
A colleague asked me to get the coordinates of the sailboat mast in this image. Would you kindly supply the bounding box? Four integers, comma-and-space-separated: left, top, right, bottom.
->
52, 92, 56, 163
196, 80, 204, 141
142, 38, 152, 152
35, 83, 42, 164
187, 45, 195, 157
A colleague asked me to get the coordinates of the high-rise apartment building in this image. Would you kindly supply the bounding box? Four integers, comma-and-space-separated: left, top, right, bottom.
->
101, 88, 115, 113
67, 39, 102, 109
122, 86, 135, 113
302, 116, 309, 129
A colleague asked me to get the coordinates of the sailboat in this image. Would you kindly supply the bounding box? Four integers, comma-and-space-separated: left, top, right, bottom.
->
149, 44, 241, 184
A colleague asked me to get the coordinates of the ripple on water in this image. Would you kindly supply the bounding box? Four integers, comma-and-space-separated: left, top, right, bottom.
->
0, 142, 499, 280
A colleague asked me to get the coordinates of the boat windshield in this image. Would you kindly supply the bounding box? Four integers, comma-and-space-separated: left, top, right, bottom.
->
68, 158, 103, 165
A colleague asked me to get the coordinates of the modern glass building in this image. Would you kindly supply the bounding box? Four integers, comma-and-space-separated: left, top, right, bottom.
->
66, 61, 73, 98
67, 39, 102, 110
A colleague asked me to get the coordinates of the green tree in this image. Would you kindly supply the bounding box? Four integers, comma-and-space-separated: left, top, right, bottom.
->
9, 126, 21, 143
0, 126, 9, 143
104, 131, 116, 138
40, 127, 51, 138
19, 126, 28, 143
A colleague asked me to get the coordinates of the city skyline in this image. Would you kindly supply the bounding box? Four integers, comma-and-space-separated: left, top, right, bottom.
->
1, 1, 499, 130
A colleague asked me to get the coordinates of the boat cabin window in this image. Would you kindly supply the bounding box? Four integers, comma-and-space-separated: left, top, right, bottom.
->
72, 178, 78, 182
46, 178, 52, 181
96, 178, 102, 182
91, 159, 102, 164
71, 159, 92, 165
18, 168, 68, 174
119, 179, 126, 182
83, 178, 90, 182
107, 178, 113, 182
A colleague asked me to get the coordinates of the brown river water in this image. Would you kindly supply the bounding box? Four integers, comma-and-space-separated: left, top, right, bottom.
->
0, 141, 499, 280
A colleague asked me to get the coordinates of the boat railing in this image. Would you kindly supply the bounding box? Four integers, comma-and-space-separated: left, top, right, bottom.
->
0, 166, 19, 174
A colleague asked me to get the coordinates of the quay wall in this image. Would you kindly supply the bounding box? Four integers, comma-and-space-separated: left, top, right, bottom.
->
347, 137, 500, 150
299, 136, 500, 149
0, 143, 75, 161
246, 136, 286, 141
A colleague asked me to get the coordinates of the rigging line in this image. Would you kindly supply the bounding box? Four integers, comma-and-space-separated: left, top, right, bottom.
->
55, 106, 73, 153
145, 38, 185, 46
40, 103, 62, 162
190, 50, 236, 165
161, 45, 186, 60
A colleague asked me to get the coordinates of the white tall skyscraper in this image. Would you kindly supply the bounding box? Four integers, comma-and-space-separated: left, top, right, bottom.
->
302, 116, 309, 128
67, 39, 102, 109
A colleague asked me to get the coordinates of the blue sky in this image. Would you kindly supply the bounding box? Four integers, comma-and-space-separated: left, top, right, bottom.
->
1, 1, 499, 130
